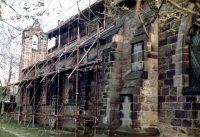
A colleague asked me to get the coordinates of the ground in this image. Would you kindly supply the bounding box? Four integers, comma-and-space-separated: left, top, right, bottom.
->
0, 115, 109, 137
0, 116, 73, 137
0, 129, 18, 137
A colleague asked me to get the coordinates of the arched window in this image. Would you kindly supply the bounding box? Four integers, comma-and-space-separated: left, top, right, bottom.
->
32, 35, 39, 50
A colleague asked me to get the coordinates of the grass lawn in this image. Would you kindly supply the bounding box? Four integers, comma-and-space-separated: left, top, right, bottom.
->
0, 116, 61, 137
0, 129, 18, 137
0, 120, 55, 137
0, 116, 107, 137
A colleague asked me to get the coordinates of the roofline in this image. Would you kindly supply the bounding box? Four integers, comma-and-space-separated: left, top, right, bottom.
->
46, 0, 103, 35
21, 22, 122, 72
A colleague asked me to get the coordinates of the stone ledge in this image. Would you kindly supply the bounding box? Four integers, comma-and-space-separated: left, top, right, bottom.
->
114, 127, 160, 136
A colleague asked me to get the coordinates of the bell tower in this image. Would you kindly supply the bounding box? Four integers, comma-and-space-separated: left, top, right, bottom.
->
20, 20, 48, 70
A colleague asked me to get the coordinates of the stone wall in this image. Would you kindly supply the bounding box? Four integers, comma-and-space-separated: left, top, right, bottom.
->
100, 41, 122, 128
116, 7, 159, 131
16, 1, 200, 136
158, 1, 200, 136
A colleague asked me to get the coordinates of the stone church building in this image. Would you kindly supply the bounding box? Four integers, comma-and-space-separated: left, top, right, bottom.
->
10, 0, 200, 136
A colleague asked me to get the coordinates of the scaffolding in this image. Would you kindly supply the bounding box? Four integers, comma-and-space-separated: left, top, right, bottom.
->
2, 2, 118, 136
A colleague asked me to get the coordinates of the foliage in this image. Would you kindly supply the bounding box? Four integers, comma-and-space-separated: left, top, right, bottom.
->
146, 0, 160, 10
103, 0, 127, 17
0, 86, 7, 102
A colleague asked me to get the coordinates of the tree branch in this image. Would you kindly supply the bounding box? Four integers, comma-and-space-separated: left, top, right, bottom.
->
167, 0, 200, 16
196, 2, 200, 9
138, 14, 150, 39
1, 0, 21, 16
135, 0, 142, 22
0, 20, 22, 31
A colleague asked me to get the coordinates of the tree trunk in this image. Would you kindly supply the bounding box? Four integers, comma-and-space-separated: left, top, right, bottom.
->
7, 55, 13, 85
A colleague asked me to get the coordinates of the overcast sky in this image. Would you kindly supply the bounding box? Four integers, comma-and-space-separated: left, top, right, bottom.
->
1, 0, 97, 32
42, 0, 97, 32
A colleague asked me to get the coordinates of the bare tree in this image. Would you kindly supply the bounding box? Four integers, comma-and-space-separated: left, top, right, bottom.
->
0, 0, 46, 86
0, 22, 21, 86
104, 0, 200, 37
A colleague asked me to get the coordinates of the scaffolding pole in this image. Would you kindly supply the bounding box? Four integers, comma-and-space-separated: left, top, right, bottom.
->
94, 20, 100, 134
18, 86, 22, 124
75, 4, 81, 137
13, 83, 25, 124
39, 49, 75, 83
26, 80, 44, 127
44, 76, 48, 130
5, 7, 116, 134
32, 79, 35, 128
24, 81, 28, 125
67, 39, 97, 80
27, 78, 50, 128
67, 24, 114, 80
23, 65, 35, 79
4, 62, 39, 123
40, 53, 63, 83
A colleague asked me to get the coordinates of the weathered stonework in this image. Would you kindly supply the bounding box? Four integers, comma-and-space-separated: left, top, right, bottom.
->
20, 20, 48, 79
158, 1, 200, 136
11, 1, 200, 137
